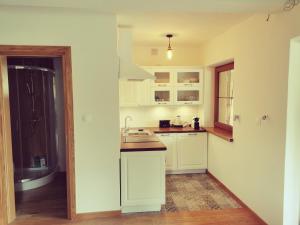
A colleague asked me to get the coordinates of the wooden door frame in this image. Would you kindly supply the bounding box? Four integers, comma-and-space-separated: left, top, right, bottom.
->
0, 45, 76, 224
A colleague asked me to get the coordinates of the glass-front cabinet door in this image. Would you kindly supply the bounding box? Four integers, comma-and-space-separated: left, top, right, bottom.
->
175, 87, 201, 105
153, 71, 172, 87
151, 88, 173, 105
175, 70, 201, 87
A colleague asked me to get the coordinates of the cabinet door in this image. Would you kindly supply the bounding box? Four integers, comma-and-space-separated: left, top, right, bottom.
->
136, 80, 150, 106
121, 151, 166, 209
119, 80, 150, 107
119, 80, 139, 107
175, 70, 202, 87
151, 87, 173, 105
152, 70, 173, 87
175, 87, 202, 105
176, 133, 207, 170
156, 133, 177, 171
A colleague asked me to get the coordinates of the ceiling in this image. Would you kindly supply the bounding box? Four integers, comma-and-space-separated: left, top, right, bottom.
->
118, 12, 251, 46
0, 0, 286, 46
0, 0, 285, 13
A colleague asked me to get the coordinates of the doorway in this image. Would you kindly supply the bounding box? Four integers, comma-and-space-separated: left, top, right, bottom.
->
283, 37, 300, 225
0, 46, 75, 225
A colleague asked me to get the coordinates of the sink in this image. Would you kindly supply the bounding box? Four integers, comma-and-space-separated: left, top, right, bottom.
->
124, 136, 159, 143
124, 129, 152, 137
123, 129, 159, 143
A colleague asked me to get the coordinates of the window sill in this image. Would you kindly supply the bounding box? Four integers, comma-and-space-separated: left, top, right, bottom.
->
205, 127, 233, 142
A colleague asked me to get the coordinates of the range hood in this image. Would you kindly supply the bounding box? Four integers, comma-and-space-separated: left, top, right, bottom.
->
118, 27, 154, 81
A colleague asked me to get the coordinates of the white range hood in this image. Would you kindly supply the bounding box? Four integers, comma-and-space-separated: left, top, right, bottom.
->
118, 27, 154, 81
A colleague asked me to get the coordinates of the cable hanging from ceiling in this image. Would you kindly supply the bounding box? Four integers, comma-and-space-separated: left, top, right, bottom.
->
266, 0, 300, 21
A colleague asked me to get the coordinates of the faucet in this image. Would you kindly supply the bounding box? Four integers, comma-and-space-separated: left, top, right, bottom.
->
124, 115, 133, 132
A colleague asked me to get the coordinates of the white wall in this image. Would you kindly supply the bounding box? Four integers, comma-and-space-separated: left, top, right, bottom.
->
203, 7, 300, 225
283, 37, 300, 225
0, 7, 120, 213
120, 106, 202, 128
134, 45, 203, 66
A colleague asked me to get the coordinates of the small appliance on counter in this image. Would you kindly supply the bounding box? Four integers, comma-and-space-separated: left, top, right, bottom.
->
172, 115, 183, 128
193, 117, 200, 130
159, 120, 171, 128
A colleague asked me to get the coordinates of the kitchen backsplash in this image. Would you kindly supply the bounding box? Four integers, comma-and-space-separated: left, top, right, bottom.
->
120, 105, 203, 128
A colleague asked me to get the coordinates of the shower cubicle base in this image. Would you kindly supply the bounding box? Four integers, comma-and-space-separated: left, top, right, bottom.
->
15, 168, 57, 192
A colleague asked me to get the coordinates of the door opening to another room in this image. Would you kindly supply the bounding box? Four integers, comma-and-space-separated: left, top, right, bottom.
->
0, 46, 75, 225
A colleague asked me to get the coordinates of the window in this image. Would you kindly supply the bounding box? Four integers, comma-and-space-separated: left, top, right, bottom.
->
214, 62, 234, 133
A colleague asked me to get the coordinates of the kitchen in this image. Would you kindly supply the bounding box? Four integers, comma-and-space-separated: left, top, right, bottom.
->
118, 27, 236, 214
0, 2, 299, 225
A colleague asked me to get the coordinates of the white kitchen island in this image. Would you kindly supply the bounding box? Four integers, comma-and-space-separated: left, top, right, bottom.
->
120, 134, 166, 213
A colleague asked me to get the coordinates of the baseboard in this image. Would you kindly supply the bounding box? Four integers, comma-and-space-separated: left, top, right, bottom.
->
121, 205, 161, 213
166, 169, 207, 175
75, 210, 121, 221
207, 171, 268, 225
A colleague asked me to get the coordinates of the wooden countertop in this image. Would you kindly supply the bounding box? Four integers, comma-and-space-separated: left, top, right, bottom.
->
120, 135, 167, 152
120, 127, 206, 152
205, 127, 233, 142
151, 127, 206, 133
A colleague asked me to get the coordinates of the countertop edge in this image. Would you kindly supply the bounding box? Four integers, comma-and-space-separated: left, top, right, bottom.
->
205, 127, 233, 142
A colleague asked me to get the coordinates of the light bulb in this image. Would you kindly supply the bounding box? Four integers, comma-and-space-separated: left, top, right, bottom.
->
167, 49, 173, 60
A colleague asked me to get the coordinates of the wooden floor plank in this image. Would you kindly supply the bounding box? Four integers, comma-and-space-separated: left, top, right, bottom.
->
11, 208, 265, 225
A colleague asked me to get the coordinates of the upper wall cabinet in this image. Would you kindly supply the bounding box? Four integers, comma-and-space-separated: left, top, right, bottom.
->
153, 71, 172, 87
119, 79, 150, 107
119, 67, 204, 107
175, 87, 202, 105
175, 70, 202, 87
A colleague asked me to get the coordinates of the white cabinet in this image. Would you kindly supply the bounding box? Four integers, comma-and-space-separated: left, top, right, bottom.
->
174, 87, 202, 105
148, 69, 173, 87
156, 132, 207, 174
175, 70, 202, 87
119, 80, 138, 107
121, 151, 166, 213
137, 80, 150, 106
177, 133, 207, 170
119, 80, 150, 107
151, 87, 173, 105
156, 134, 177, 171
119, 67, 204, 107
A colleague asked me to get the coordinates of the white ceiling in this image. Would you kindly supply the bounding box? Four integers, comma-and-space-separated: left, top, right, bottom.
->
0, 0, 285, 13
118, 12, 251, 46
0, 0, 286, 46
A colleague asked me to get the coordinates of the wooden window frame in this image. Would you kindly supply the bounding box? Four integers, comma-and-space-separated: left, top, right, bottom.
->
214, 62, 234, 132
0, 45, 76, 224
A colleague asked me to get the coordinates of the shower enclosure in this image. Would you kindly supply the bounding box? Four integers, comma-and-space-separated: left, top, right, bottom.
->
8, 57, 58, 191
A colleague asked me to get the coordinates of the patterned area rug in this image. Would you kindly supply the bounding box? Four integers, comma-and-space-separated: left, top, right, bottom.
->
162, 174, 241, 212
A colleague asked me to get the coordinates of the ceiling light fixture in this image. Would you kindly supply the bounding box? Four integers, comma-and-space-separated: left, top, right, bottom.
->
166, 34, 173, 60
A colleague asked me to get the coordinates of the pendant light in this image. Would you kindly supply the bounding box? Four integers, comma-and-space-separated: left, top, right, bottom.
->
166, 34, 173, 60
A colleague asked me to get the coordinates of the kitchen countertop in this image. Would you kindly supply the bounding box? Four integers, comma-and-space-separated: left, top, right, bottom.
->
120, 134, 167, 152
120, 126, 206, 152
150, 127, 206, 133
205, 127, 233, 142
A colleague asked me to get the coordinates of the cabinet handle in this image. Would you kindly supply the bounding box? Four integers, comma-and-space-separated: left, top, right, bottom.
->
158, 84, 167, 87
184, 83, 193, 86
184, 102, 193, 105
160, 134, 170, 137
158, 102, 167, 105
188, 133, 198, 136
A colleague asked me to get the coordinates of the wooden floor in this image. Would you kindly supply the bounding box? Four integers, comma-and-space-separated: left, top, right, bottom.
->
15, 172, 67, 220
12, 172, 265, 225
11, 208, 265, 225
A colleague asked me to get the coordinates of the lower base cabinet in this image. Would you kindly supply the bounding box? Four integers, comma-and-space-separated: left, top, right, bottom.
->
156, 132, 207, 174
121, 151, 165, 213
